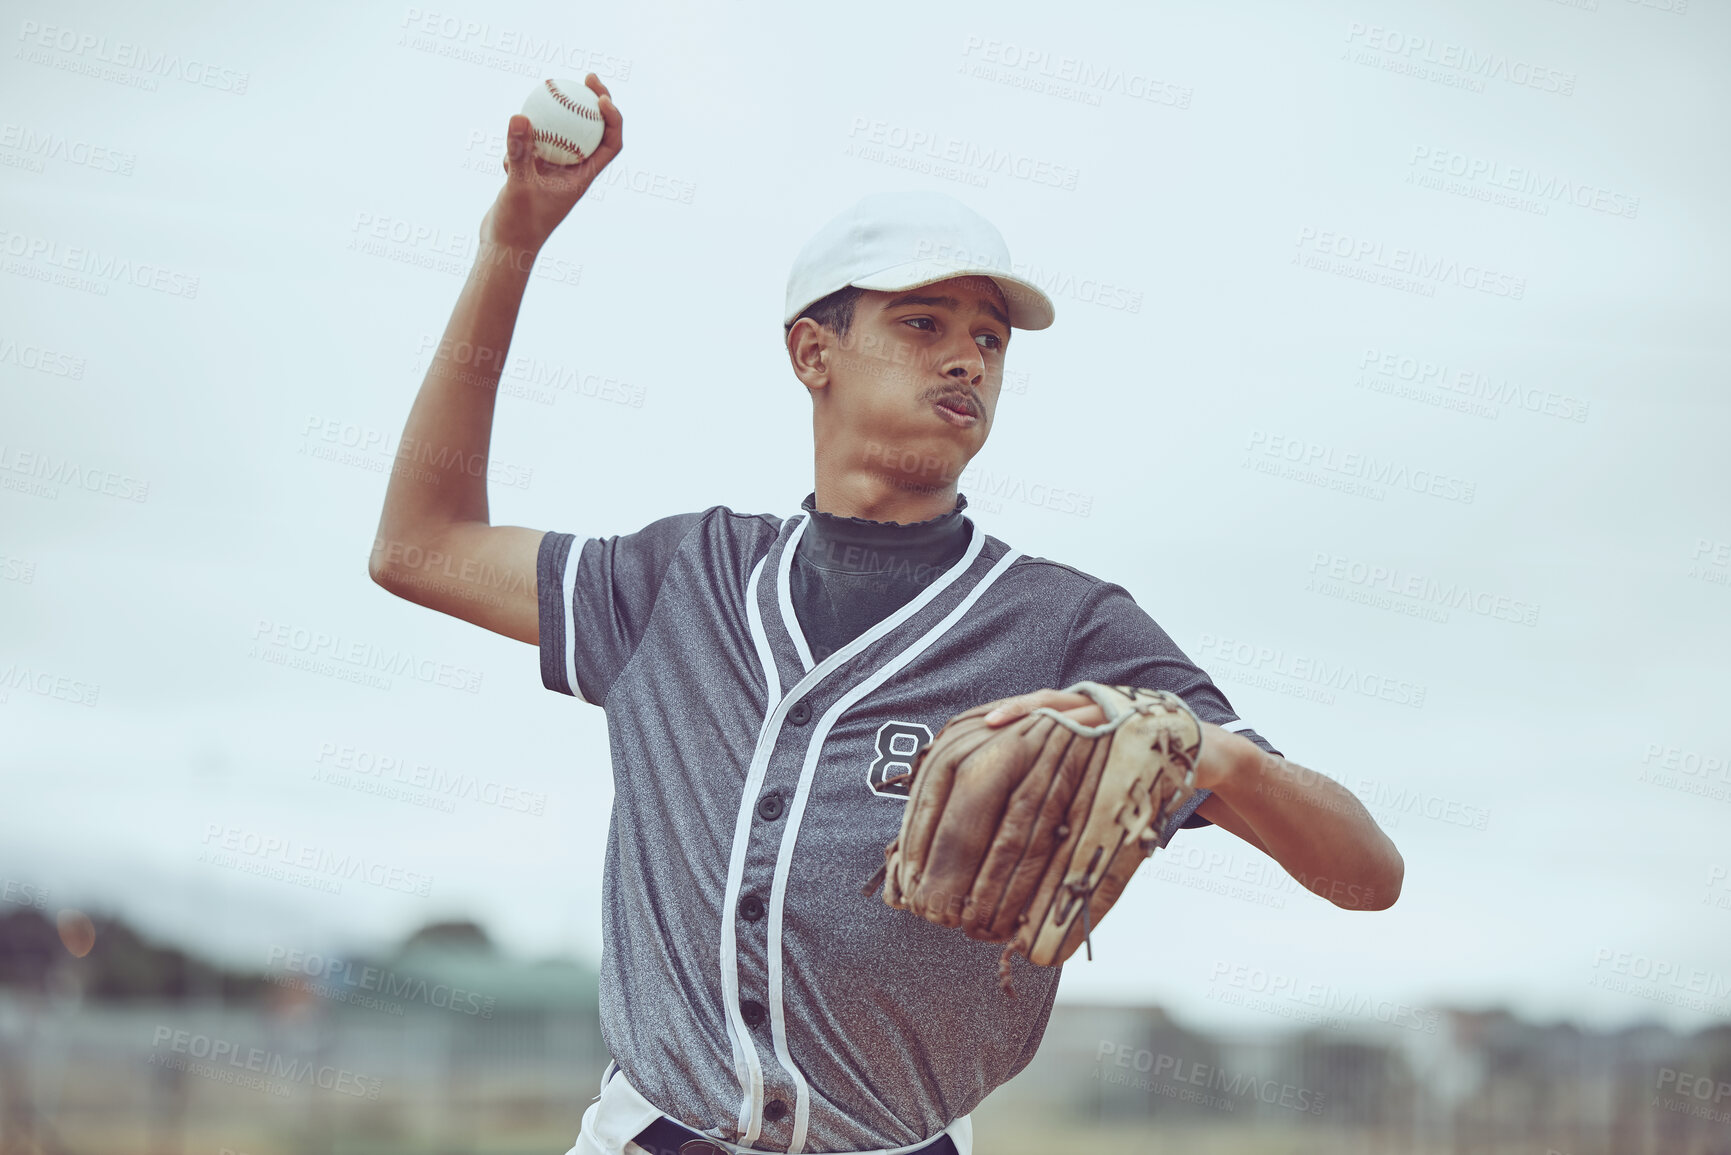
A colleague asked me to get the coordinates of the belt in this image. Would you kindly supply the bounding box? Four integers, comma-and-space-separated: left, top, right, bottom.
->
631, 1115, 958, 1155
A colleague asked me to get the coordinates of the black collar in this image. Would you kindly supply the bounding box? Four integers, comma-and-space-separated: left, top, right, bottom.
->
796, 491, 970, 573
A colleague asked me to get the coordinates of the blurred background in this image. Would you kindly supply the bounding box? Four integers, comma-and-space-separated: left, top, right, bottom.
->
3, 0, 1728, 1152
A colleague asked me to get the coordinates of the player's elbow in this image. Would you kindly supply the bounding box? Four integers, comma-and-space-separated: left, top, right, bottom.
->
1356, 850, 1404, 911
368, 542, 406, 595
1356, 883, 1400, 912
368, 523, 425, 595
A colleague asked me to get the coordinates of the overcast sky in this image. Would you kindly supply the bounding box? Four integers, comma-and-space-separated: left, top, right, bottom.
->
3, 0, 1728, 1039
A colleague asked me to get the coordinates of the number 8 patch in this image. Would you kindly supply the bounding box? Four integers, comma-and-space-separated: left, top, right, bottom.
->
866, 721, 934, 798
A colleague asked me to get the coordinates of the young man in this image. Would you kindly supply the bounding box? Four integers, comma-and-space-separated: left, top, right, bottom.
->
369, 75, 1403, 1155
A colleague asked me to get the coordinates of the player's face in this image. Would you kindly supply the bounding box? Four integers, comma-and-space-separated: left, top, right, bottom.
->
830, 277, 1010, 490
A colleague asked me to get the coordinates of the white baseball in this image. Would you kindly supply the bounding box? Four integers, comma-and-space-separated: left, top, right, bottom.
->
520, 78, 605, 165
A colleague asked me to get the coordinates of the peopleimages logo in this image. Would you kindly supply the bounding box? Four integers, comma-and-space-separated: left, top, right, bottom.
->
15, 21, 251, 94
1356, 347, 1590, 424
1342, 22, 1576, 96
0, 443, 148, 503
149, 1027, 380, 1098
0, 662, 100, 707
1195, 631, 1427, 709
1306, 550, 1540, 627
1351, 776, 1491, 832
844, 116, 1082, 191
1093, 1043, 1327, 1115
396, 8, 632, 80
266, 947, 496, 1018
0, 334, 87, 379
911, 239, 1142, 313
1407, 146, 1639, 219
1244, 429, 1476, 504
1588, 946, 1731, 1015
0, 227, 201, 298
1655, 1066, 1731, 1121
300, 416, 534, 490
312, 741, 548, 816
1, 879, 50, 909
1207, 961, 1440, 1033
956, 36, 1194, 110
200, 824, 435, 897
0, 122, 137, 175
1294, 227, 1525, 300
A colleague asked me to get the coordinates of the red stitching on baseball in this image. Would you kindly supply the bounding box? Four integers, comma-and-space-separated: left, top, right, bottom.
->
533, 130, 588, 161
544, 79, 603, 121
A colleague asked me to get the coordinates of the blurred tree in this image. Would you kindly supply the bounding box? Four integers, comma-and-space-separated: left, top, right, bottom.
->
0, 908, 268, 1002
0, 909, 59, 992
398, 919, 495, 954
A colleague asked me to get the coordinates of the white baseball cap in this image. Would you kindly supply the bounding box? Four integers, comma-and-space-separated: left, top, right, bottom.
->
783, 190, 1055, 332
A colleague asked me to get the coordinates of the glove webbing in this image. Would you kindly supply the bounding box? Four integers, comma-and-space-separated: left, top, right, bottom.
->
1029, 686, 1200, 966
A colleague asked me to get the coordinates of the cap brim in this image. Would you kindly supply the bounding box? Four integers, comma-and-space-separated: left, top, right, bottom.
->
850, 259, 1055, 331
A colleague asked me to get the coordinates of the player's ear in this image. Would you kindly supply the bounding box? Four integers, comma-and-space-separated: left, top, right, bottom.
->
786, 319, 831, 392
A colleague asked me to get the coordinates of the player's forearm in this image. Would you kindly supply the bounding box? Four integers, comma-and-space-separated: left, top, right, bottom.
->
1208, 745, 1404, 911
373, 241, 540, 543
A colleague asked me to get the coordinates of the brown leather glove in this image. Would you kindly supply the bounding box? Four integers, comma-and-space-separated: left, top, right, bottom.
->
861, 682, 1203, 996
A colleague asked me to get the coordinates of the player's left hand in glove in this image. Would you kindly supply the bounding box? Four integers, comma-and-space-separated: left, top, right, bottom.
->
860, 681, 1203, 996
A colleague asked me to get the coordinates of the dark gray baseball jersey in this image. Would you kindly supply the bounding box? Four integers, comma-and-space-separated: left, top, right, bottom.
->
536, 499, 1281, 1153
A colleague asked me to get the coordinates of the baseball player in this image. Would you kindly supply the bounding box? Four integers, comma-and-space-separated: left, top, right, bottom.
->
368, 75, 1404, 1155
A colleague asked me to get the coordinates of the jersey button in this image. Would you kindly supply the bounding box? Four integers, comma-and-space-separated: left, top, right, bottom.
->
787, 701, 812, 726
763, 1099, 789, 1123
738, 894, 764, 922
757, 792, 784, 821
740, 999, 766, 1027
